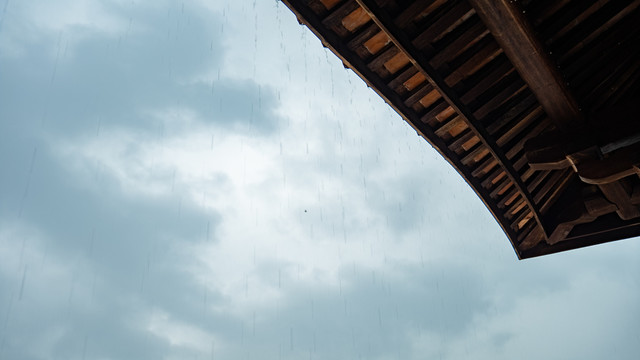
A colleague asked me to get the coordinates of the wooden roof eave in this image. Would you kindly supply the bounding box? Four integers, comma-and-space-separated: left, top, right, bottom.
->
282, 0, 640, 258
353, 0, 546, 256
283, 0, 538, 258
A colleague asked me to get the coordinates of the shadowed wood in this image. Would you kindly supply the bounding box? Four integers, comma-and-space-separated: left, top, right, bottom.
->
599, 181, 640, 220
548, 195, 618, 245
469, 0, 583, 127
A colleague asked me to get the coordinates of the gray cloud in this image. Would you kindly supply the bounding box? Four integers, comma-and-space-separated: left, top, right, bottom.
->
0, 0, 281, 142
0, 1, 639, 360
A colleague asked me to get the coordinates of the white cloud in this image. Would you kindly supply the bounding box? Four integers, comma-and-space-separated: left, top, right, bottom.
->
3, 0, 640, 359
0, 0, 130, 59
49, 77, 483, 316
46, 0, 505, 316
27, 0, 127, 34
0, 223, 75, 301
457, 273, 637, 360
145, 308, 217, 353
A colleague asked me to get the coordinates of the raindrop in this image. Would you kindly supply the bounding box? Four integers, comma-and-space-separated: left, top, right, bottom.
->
88, 228, 95, 258
211, 341, 215, 360
19, 147, 38, 217
81, 335, 88, 360
18, 266, 27, 300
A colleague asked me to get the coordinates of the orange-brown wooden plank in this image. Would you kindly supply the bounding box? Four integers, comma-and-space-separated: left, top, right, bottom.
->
472, 156, 499, 178
482, 168, 506, 189
411, 1, 475, 51
430, 19, 490, 68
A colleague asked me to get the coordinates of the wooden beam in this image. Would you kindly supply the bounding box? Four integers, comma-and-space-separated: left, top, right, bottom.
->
469, 0, 583, 127
598, 181, 640, 220
547, 195, 617, 245
520, 220, 640, 259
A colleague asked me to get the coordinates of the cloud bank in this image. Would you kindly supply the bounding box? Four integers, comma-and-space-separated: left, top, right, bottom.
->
0, 1, 638, 359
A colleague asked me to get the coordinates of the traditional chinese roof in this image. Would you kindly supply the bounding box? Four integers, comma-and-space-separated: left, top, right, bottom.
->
282, 0, 640, 258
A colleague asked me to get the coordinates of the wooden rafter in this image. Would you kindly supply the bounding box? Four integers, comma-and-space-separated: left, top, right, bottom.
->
353, 0, 545, 240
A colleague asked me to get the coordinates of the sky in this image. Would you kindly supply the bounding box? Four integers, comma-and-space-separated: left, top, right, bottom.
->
0, 0, 638, 359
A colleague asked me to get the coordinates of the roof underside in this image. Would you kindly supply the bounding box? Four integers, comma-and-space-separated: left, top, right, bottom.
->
282, 0, 640, 259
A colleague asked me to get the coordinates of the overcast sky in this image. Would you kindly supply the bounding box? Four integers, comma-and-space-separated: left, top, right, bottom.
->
0, 1, 638, 359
